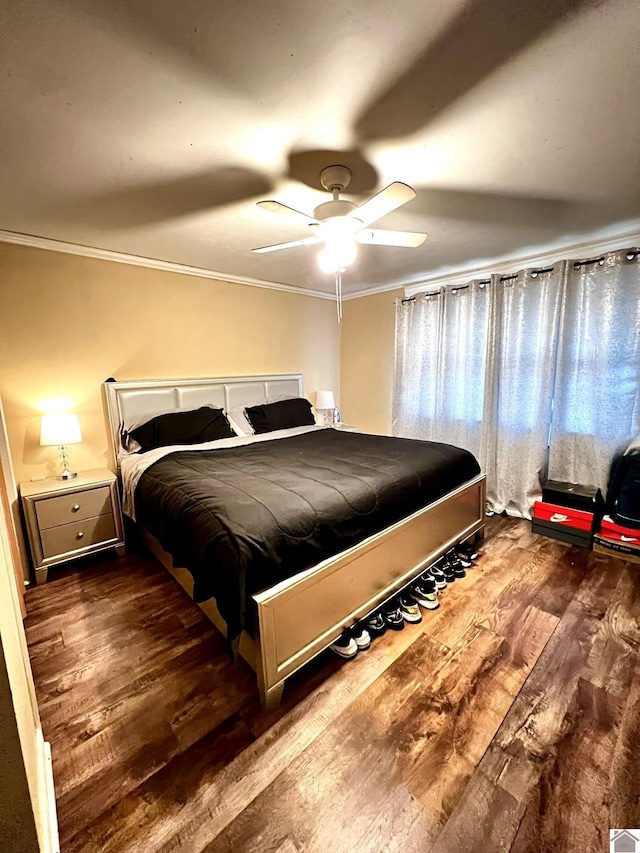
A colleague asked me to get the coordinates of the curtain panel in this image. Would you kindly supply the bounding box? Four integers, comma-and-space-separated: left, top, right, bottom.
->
393, 249, 640, 518
483, 267, 563, 515
393, 282, 490, 461
549, 250, 640, 490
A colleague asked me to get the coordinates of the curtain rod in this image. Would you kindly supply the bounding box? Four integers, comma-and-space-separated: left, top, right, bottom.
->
572, 248, 640, 268
530, 266, 555, 277
401, 288, 442, 303
403, 249, 638, 300
573, 256, 605, 270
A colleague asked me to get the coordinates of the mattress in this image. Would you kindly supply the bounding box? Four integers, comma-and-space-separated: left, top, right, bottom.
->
132, 428, 481, 643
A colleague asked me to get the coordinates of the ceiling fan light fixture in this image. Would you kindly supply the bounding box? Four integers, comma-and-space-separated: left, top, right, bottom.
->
313, 199, 359, 221
253, 165, 424, 322
317, 215, 362, 239
317, 236, 357, 274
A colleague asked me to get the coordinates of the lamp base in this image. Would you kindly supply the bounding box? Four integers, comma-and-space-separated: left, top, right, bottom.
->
57, 445, 77, 480
57, 468, 77, 480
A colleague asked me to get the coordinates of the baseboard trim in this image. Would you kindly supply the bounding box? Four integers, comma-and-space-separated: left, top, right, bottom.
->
36, 730, 59, 853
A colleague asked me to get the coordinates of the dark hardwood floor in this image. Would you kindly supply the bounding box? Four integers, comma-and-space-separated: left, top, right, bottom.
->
24, 516, 640, 853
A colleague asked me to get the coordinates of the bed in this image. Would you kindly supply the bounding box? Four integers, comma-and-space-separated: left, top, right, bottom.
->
103, 375, 486, 711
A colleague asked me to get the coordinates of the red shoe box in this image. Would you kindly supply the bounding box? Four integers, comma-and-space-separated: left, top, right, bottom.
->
532, 500, 594, 547
593, 515, 640, 564
600, 515, 640, 543
533, 501, 594, 531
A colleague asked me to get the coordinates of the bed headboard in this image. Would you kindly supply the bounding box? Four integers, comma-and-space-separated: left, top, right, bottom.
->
102, 374, 304, 470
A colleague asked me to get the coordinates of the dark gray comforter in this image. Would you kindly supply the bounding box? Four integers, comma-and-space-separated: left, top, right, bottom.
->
135, 429, 480, 644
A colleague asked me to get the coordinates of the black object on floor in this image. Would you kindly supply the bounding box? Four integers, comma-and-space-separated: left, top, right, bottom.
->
397, 594, 422, 623
364, 613, 386, 638
409, 582, 439, 610
381, 604, 405, 631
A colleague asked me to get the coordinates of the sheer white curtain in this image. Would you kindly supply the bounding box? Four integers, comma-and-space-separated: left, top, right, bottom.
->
393, 290, 442, 440
438, 282, 491, 459
483, 267, 563, 515
393, 250, 640, 518
393, 282, 490, 463
549, 250, 640, 490
393, 268, 563, 517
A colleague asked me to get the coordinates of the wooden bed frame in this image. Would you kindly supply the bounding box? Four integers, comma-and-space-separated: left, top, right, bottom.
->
103, 375, 486, 711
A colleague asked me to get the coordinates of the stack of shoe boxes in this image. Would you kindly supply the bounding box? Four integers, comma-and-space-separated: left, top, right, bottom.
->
593, 516, 640, 564
532, 480, 604, 548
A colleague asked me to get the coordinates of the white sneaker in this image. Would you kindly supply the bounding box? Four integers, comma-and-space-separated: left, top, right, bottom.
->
329, 630, 358, 659
409, 583, 440, 610
353, 626, 371, 650
398, 594, 423, 623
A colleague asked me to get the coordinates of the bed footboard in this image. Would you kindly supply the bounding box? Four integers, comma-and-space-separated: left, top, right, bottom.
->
254, 473, 485, 710
141, 475, 485, 712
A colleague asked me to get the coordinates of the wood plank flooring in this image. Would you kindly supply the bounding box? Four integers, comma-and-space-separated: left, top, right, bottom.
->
24, 516, 640, 853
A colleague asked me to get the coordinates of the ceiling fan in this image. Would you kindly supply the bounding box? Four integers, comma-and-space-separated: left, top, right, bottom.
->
252, 165, 427, 320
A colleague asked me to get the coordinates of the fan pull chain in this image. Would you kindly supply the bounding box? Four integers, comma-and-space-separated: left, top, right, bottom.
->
335, 273, 343, 323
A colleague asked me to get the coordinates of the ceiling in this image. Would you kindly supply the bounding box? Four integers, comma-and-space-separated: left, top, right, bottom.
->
0, 0, 639, 297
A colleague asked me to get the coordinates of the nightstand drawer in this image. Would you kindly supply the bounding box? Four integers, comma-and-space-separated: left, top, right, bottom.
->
40, 513, 116, 559
35, 486, 111, 529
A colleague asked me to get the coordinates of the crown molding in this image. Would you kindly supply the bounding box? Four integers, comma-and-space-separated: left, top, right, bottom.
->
343, 218, 640, 300
2, 220, 638, 304
0, 229, 336, 301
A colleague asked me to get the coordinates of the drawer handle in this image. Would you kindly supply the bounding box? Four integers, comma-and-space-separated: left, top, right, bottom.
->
76, 531, 84, 540
72, 504, 81, 513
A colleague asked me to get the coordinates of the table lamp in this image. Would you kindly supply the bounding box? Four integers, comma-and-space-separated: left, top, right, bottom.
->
315, 390, 336, 426
40, 413, 82, 479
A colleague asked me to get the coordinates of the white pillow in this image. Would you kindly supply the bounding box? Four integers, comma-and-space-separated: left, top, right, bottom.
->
226, 411, 250, 437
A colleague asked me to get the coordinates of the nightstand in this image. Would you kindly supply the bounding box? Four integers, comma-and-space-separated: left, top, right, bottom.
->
331, 423, 358, 433
20, 468, 125, 583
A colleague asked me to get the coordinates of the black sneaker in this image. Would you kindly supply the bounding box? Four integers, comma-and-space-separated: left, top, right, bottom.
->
424, 564, 447, 590
352, 625, 371, 650
409, 582, 439, 610
365, 612, 386, 638
398, 594, 422, 623
442, 561, 456, 583
446, 555, 466, 579
452, 548, 473, 568
381, 604, 405, 631
329, 629, 358, 659
459, 541, 479, 561
415, 573, 437, 594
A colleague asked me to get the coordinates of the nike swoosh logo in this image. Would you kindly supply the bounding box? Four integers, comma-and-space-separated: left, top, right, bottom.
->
621, 535, 639, 542
550, 513, 568, 523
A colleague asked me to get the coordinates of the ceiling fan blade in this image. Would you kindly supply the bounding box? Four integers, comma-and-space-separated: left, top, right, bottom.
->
355, 182, 416, 226
257, 200, 316, 225
356, 228, 427, 247
251, 236, 322, 254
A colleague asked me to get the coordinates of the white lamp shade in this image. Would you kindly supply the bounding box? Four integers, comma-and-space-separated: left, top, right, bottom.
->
40, 413, 82, 446
315, 390, 335, 410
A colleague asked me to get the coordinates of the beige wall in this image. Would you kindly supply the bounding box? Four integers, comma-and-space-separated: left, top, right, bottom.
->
340, 288, 402, 436
0, 243, 340, 483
